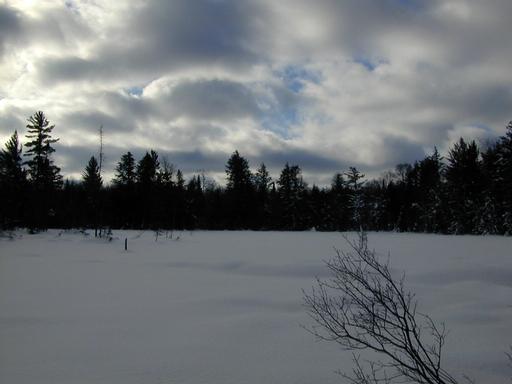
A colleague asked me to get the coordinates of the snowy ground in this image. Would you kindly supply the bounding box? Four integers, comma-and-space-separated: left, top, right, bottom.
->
0, 230, 511, 384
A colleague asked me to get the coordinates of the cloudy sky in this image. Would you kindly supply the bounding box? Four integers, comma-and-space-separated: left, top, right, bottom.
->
1, 0, 511, 184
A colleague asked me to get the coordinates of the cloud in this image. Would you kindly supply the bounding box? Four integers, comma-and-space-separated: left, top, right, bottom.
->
0, 4, 21, 56
147, 79, 261, 122
1, 0, 512, 185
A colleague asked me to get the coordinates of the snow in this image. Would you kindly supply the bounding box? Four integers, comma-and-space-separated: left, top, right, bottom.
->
1, 230, 511, 383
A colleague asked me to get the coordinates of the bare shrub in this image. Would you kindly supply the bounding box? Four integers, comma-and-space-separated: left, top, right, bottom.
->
304, 232, 459, 384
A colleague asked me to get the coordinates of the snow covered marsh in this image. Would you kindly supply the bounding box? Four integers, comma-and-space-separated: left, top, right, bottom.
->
1, 230, 511, 384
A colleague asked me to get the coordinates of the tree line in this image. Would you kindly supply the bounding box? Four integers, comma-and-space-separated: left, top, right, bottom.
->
1, 111, 512, 234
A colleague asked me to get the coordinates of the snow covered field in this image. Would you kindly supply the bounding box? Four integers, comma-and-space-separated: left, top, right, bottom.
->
1, 230, 511, 384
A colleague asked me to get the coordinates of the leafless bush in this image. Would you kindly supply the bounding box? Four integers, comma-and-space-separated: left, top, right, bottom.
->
304, 232, 460, 384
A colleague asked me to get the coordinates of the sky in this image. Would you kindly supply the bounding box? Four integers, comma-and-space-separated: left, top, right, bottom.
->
0, 0, 511, 185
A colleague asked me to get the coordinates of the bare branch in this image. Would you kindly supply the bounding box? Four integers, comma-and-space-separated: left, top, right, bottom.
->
303, 232, 461, 384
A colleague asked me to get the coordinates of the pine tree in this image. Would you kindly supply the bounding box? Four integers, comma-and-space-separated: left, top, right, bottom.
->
24, 111, 62, 189
0, 131, 27, 228
23, 111, 62, 230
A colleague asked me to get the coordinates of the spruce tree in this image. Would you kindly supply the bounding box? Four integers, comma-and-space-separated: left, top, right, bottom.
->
495, 121, 512, 233
111, 152, 136, 228
329, 172, 350, 230
225, 151, 253, 192
444, 138, 482, 234
254, 163, 271, 194
82, 156, 102, 193
136, 150, 160, 228
0, 131, 25, 184
480, 143, 501, 233
0, 131, 27, 228
136, 150, 160, 188
82, 156, 103, 235
254, 163, 272, 228
277, 163, 307, 229
344, 167, 365, 229
225, 150, 254, 228
113, 151, 136, 186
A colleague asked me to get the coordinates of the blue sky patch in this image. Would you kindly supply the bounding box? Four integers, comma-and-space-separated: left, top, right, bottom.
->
127, 86, 143, 97
261, 107, 300, 140
353, 56, 388, 72
276, 65, 322, 93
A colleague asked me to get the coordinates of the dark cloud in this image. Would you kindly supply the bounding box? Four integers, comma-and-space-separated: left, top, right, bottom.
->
160, 79, 261, 121
0, 4, 21, 56
130, 0, 264, 66
256, 147, 346, 174
63, 110, 135, 134
0, 113, 25, 136
37, 0, 268, 85
39, 57, 99, 83
378, 135, 426, 168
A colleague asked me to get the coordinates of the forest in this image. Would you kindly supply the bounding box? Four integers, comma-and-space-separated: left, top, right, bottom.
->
1, 111, 511, 235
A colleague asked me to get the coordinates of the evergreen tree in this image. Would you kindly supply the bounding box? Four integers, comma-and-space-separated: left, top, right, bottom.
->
254, 163, 272, 228
329, 172, 350, 230
82, 156, 102, 193
403, 148, 445, 232
158, 157, 174, 187
0, 131, 25, 183
419, 148, 445, 232
113, 151, 136, 186
186, 175, 205, 228
344, 167, 365, 229
226, 151, 253, 192
277, 163, 307, 229
480, 143, 501, 233
23, 111, 62, 229
136, 150, 160, 228
254, 163, 271, 194
137, 150, 160, 187
444, 138, 482, 234
176, 169, 185, 190
111, 151, 136, 228
494, 121, 512, 233
82, 156, 103, 235
173, 169, 186, 229
24, 111, 62, 189
225, 150, 255, 228
0, 131, 27, 228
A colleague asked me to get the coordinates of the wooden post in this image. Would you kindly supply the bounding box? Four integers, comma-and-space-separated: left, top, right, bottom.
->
124, 238, 127, 251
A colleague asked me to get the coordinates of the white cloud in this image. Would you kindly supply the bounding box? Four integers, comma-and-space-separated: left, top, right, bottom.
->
0, 0, 511, 185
